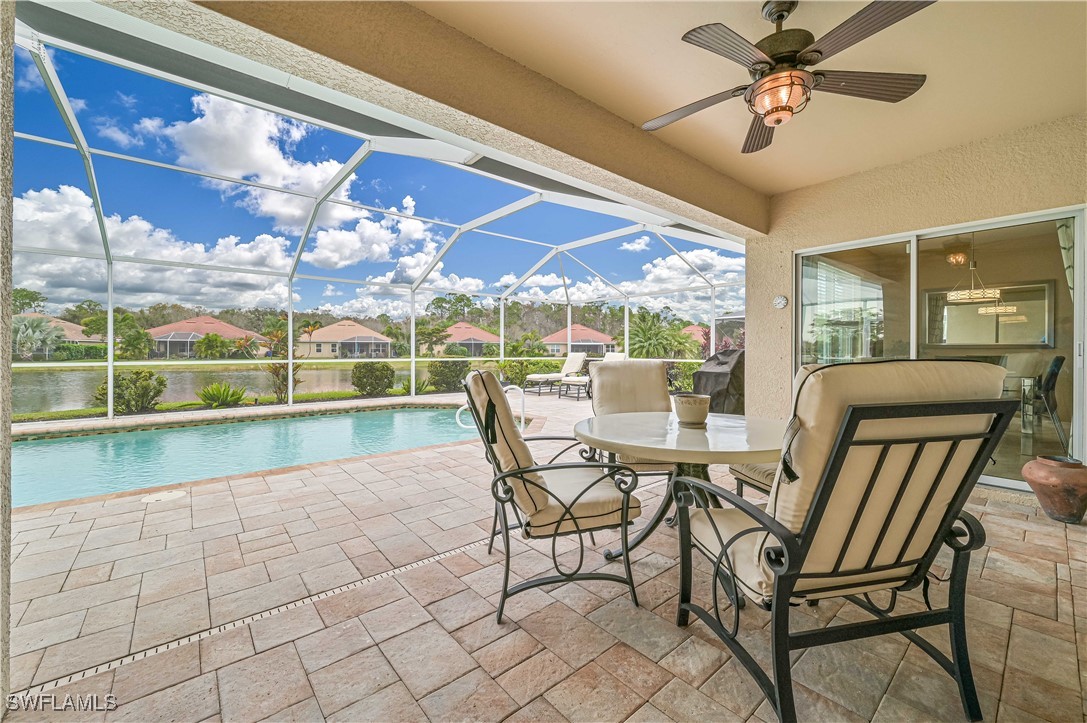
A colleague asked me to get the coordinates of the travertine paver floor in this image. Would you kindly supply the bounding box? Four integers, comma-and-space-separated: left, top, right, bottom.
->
7, 393, 1086, 722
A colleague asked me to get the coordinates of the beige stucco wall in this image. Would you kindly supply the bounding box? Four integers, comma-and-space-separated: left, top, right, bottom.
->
746, 114, 1087, 417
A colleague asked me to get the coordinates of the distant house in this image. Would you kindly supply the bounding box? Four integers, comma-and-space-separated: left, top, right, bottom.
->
16, 313, 104, 345
145, 316, 267, 358
298, 320, 392, 359
444, 322, 499, 357
682, 324, 708, 346
541, 324, 616, 356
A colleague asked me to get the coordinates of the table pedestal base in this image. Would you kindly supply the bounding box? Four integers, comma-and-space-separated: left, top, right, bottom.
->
603, 462, 709, 561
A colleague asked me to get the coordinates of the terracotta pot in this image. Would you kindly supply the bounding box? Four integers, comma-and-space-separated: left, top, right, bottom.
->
1022, 456, 1087, 524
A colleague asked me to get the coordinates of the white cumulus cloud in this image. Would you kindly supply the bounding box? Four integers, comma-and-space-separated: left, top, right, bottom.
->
618, 235, 650, 252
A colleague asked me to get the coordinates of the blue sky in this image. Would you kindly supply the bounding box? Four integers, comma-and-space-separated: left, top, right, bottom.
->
13, 44, 745, 321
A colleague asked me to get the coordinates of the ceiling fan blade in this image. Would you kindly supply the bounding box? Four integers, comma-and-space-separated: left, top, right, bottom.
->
814, 70, 926, 102
683, 23, 774, 69
798, 1, 936, 65
642, 85, 749, 131
741, 116, 774, 154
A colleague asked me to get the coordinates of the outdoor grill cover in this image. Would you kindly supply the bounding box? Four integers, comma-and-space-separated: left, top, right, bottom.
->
693, 350, 746, 415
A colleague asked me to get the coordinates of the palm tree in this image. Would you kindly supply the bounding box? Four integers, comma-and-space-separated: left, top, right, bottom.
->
12, 316, 65, 360
301, 321, 322, 341
625, 311, 699, 359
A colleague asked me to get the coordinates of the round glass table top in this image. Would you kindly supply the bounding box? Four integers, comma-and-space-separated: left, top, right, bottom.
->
574, 412, 785, 465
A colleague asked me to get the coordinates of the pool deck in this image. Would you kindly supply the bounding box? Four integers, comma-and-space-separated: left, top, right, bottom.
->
7, 393, 1086, 722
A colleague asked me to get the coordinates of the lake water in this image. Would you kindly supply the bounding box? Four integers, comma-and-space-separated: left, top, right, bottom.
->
13, 366, 413, 414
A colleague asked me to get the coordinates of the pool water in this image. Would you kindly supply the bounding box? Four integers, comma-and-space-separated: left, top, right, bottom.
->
13, 408, 476, 507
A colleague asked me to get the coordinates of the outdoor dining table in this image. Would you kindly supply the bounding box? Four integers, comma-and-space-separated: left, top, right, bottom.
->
573, 411, 786, 560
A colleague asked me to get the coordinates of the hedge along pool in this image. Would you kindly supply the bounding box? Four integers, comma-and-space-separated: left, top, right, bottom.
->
13, 407, 476, 507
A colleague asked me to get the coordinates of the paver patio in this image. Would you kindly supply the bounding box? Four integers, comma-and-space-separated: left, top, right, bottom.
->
7, 394, 1085, 722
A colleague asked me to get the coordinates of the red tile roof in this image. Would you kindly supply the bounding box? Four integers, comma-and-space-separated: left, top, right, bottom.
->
540, 324, 613, 344
444, 322, 500, 344
145, 316, 267, 341
682, 324, 707, 342
306, 320, 390, 343
17, 313, 103, 343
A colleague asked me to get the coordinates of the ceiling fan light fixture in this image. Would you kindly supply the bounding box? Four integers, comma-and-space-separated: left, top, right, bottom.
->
747, 70, 814, 127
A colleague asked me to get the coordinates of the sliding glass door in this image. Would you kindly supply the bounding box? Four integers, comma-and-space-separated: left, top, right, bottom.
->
796, 213, 1082, 488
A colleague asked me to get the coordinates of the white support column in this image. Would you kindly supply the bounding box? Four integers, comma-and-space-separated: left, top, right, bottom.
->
409, 291, 417, 397
566, 303, 572, 355
624, 300, 630, 355
287, 278, 294, 406
499, 301, 505, 361
710, 286, 717, 358
106, 263, 114, 418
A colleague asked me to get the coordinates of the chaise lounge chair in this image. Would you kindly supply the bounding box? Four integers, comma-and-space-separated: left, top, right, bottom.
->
525, 352, 586, 395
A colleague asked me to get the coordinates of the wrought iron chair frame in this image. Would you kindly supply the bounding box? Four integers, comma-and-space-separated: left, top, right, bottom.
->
675, 398, 1018, 723
463, 378, 642, 622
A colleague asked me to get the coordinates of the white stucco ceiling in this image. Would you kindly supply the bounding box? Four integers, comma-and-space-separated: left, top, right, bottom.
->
415, 1, 1087, 196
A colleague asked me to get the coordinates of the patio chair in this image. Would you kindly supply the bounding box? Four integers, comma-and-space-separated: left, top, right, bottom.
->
463, 370, 642, 621
524, 352, 587, 394
1030, 355, 1070, 455
601, 351, 626, 362
558, 352, 627, 401
730, 462, 775, 497
673, 360, 1018, 723
589, 360, 676, 481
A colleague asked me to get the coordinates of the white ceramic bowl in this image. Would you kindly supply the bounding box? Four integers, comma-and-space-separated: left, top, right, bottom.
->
673, 393, 711, 427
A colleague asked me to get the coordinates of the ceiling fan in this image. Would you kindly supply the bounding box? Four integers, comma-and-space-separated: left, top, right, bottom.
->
643, 0, 933, 153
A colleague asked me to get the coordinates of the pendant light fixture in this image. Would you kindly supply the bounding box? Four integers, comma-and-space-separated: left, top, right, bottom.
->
946, 233, 1001, 303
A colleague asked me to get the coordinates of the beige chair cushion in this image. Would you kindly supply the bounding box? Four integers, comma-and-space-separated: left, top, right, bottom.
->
730, 462, 776, 493
602, 352, 626, 362
590, 360, 673, 469
690, 506, 916, 602
745, 360, 1007, 601
560, 352, 588, 376
590, 360, 671, 416
465, 371, 548, 514
526, 467, 642, 537
561, 375, 589, 386
526, 372, 563, 382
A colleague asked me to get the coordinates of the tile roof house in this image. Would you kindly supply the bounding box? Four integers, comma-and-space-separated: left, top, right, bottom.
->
16, 312, 104, 344
541, 324, 616, 356
298, 320, 392, 358
443, 322, 500, 357
145, 316, 267, 358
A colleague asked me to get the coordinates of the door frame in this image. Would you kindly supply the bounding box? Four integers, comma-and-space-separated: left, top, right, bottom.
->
794, 205, 1086, 491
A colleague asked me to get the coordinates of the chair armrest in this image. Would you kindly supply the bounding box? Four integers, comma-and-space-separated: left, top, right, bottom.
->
524, 436, 595, 464
944, 509, 986, 553
672, 475, 801, 575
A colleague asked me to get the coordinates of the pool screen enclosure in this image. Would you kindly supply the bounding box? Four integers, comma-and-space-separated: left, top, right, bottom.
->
12, 3, 746, 418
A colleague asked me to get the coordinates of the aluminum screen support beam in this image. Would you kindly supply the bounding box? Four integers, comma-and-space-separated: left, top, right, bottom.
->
710, 286, 717, 355
563, 250, 626, 299
499, 247, 557, 300
558, 225, 644, 252
287, 278, 295, 406
290, 141, 373, 277
106, 264, 114, 418
409, 290, 417, 397
624, 300, 630, 356
649, 224, 745, 254
29, 37, 112, 263
411, 193, 541, 292
654, 232, 713, 286
499, 300, 505, 361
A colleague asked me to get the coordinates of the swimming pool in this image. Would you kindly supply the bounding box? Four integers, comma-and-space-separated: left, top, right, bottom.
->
13, 407, 477, 507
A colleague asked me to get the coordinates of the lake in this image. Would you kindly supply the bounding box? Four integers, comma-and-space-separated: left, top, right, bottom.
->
12, 365, 414, 414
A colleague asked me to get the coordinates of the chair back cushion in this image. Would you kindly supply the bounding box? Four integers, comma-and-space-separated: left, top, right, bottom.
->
590, 360, 671, 416
761, 360, 1005, 596
464, 371, 548, 514
560, 353, 588, 376
602, 352, 626, 362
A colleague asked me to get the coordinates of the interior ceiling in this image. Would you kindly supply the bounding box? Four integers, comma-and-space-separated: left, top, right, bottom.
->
415, 1, 1087, 196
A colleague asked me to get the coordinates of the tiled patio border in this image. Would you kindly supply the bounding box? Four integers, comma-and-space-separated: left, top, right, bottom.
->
11, 537, 494, 698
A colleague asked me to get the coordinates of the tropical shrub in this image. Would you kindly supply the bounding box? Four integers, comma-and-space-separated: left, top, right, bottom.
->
352, 362, 395, 396
497, 359, 561, 388
399, 375, 431, 395
198, 382, 248, 408
428, 360, 471, 392
668, 361, 703, 392
194, 333, 234, 359
442, 343, 469, 358
264, 361, 302, 404
52, 343, 107, 360
482, 343, 501, 357
93, 369, 167, 414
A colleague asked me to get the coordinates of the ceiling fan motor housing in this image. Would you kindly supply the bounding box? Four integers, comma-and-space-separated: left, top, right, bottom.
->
752, 28, 817, 76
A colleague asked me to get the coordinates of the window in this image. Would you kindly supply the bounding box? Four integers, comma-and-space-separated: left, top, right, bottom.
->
330, 344, 337, 354
315, 343, 322, 353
